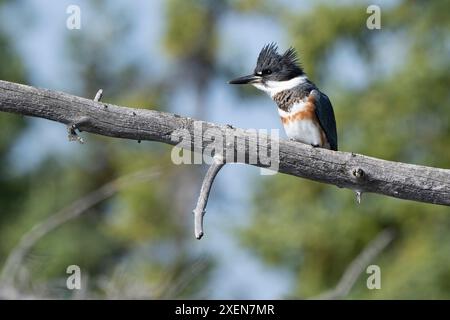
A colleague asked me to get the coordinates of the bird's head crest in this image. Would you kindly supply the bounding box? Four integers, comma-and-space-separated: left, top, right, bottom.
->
254, 43, 304, 80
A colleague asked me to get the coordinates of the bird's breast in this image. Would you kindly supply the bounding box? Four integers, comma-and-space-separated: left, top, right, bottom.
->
278, 98, 329, 148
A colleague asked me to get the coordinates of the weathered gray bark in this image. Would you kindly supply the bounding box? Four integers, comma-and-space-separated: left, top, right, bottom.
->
1, 80, 449, 206
192, 155, 225, 239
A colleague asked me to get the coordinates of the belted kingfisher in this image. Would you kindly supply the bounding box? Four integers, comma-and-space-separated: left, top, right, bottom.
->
229, 43, 338, 151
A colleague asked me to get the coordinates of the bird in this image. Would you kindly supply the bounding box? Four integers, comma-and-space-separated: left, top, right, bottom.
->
229, 43, 338, 151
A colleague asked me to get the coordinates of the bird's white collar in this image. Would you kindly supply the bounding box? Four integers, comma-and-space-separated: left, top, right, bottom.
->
252, 75, 308, 97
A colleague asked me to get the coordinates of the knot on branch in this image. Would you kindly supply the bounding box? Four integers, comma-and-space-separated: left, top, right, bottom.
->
67, 123, 84, 144
352, 168, 365, 180
67, 116, 90, 144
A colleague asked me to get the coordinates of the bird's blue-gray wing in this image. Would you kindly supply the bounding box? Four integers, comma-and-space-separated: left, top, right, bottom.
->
310, 89, 338, 151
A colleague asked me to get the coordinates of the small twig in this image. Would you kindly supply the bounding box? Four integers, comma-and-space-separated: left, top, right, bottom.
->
352, 167, 366, 204
312, 228, 395, 300
94, 89, 103, 102
0, 168, 159, 293
192, 155, 225, 239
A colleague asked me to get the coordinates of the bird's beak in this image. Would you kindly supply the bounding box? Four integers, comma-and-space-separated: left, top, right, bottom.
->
228, 74, 262, 85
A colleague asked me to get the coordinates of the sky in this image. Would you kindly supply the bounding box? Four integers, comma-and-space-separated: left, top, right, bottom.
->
0, 0, 404, 298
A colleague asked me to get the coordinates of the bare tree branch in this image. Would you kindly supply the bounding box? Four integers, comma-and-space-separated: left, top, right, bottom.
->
312, 228, 395, 300
0, 168, 159, 294
192, 155, 225, 239
1, 80, 449, 207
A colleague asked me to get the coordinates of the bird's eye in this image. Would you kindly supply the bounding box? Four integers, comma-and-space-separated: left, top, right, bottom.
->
262, 69, 272, 75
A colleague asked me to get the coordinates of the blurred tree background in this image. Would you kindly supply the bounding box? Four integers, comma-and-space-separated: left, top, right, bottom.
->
0, 0, 449, 299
